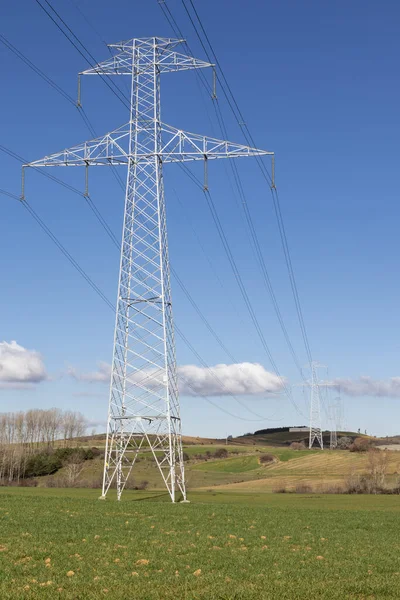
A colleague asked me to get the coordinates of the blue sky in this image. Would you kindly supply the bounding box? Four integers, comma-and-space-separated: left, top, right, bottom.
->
1, 0, 400, 437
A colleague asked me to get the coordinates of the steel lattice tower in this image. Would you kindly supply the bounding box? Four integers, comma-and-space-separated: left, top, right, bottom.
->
308, 362, 324, 449
23, 37, 271, 501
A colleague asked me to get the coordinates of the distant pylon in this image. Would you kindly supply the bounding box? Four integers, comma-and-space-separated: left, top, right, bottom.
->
307, 362, 324, 449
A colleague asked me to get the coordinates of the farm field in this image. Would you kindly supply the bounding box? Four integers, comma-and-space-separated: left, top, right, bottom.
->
0, 488, 399, 599
38, 442, 400, 493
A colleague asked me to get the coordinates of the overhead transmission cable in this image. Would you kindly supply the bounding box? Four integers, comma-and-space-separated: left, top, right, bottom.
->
0, 144, 119, 251
0, 184, 272, 424
177, 162, 305, 417
182, 0, 314, 364
160, 0, 313, 369
157, 1, 307, 381
0, 166, 276, 421
0, 32, 125, 194
158, 2, 307, 415
0, 187, 114, 311
34, 0, 130, 110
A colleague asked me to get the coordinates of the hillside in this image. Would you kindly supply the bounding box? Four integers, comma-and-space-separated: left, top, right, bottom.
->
75, 429, 364, 449
35, 436, 400, 494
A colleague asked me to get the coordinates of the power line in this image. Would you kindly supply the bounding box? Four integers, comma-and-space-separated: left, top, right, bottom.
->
0, 144, 84, 196
175, 324, 282, 422
81, 185, 276, 419
0, 182, 278, 424
177, 162, 304, 417
0, 33, 75, 106
0, 32, 126, 194
166, 0, 314, 365
0, 144, 121, 249
67, 0, 110, 49
34, 0, 130, 110
158, 2, 309, 383
0, 188, 115, 311
188, 0, 313, 363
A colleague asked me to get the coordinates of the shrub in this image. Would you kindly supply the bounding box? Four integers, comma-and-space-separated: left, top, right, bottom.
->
294, 482, 313, 494
214, 448, 228, 459
349, 437, 373, 453
182, 452, 190, 462
85, 448, 95, 460
259, 453, 275, 464
24, 454, 62, 477
337, 436, 352, 450
54, 447, 93, 463
290, 441, 306, 450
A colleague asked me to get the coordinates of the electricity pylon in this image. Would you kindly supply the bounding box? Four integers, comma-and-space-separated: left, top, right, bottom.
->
22, 37, 272, 502
303, 362, 325, 449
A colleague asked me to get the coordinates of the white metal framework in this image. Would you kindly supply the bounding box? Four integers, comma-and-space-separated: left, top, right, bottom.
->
23, 37, 272, 502
307, 362, 324, 449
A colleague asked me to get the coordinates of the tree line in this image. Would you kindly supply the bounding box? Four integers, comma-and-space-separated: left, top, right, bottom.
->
0, 408, 86, 447
0, 408, 88, 484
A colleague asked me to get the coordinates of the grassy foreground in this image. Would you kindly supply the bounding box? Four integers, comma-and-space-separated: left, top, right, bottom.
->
0, 488, 399, 599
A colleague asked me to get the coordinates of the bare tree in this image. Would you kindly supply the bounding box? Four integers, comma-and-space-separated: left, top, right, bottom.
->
63, 456, 85, 486
367, 449, 390, 489
0, 408, 88, 483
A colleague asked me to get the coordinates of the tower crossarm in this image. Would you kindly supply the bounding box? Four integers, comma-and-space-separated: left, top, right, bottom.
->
24, 124, 130, 168
24, 123, 272, 168
80, 37, 213, 76
160, 124, 272, 163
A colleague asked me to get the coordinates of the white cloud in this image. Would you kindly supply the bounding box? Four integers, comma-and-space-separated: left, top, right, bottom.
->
68, 363, 284, 396
68, 362, 111, 383
0, 341, 47, 386
179, 363, 284, 397
69, 361, 285, 398
331, 376, 400, 398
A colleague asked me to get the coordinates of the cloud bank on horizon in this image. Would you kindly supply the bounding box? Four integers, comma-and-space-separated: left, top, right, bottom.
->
331, 376, 400, 398
68, 360, 285, 397
0, 341, 47, 388
3, 341, 400, 400
63, 364, 400, 399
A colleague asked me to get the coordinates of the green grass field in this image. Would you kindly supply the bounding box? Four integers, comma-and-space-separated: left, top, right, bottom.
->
0, 487, 399, 599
